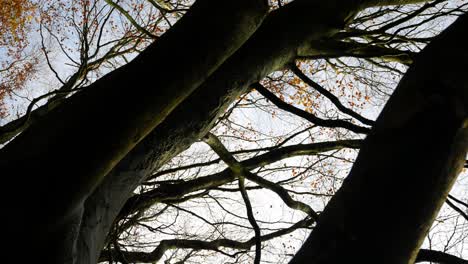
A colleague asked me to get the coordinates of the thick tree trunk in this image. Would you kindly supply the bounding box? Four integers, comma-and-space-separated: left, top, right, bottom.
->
75, 1, 368, 262
290, 14, 468, 264
0, 0, 268, 262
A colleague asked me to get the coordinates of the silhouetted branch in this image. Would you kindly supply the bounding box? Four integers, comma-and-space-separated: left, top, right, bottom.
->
253, 82, 370, 134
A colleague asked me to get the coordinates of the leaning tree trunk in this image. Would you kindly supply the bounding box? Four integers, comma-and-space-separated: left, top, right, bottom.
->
0, 0, 268, 262
74, 0, 375, 262
290, 13, 468, 264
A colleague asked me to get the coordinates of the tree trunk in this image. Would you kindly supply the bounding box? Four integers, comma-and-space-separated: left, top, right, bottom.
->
0, 0, 268, 262
75, 1, 370, 262
290, 13, 468, 264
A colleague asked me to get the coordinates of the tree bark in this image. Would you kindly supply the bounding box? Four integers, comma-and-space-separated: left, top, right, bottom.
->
0, 0, 267, 262
290, 13, 468, 264
74, 0, 370, 262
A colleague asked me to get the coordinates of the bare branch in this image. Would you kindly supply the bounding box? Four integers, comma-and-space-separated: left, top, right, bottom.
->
416, 249, 468, 264
100, 218, 313, 263
446, 199, 468, 221
203, 132, 262, 264
253, 82, 370, 134
290, 63, 375, 126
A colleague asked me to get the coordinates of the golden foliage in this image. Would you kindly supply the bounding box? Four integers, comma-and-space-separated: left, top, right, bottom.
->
0, 0, 36, 46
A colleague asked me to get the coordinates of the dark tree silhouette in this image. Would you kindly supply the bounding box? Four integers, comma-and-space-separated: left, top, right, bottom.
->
0, 0, 466, 263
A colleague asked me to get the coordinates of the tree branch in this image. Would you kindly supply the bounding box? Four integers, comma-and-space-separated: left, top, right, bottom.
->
243, 171, 320, 220
119, 139, 361, 219
298, 39, 415, 65
448, 194, 468, 208
416, 249, 468, 264
103, 0, 157, 39
100, 217, 313, 263
446, 199, 468, 221
253, 82, 370, 134
289, 63, 375, 126
203, 132, 262, 264
359, 0, 434, 9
